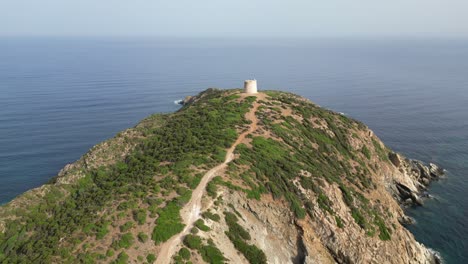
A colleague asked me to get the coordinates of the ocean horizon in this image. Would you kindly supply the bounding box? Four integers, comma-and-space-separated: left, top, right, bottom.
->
1, 37, 467, 262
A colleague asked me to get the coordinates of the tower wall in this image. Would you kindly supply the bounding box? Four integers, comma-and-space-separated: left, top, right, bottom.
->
244, 80, 258, 94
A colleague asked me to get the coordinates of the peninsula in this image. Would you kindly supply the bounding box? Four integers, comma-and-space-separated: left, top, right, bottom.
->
0, 84, 443, 264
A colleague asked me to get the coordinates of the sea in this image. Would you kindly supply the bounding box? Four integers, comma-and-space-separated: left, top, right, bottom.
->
0, 37, 467, 263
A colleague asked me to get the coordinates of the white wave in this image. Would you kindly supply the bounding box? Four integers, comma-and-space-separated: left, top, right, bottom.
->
427, 247, 444, 264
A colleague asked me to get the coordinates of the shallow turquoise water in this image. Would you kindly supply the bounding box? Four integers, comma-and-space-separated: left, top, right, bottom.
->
0, 37, 466, 262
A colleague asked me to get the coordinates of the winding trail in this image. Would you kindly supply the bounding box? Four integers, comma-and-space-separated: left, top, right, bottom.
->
155, 94, 262, 264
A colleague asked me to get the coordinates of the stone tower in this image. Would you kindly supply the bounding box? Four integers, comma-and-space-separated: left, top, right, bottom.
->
244, 79, 258, 94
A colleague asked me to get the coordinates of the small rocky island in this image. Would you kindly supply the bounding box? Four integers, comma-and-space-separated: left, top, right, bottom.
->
0, 84, 444, 263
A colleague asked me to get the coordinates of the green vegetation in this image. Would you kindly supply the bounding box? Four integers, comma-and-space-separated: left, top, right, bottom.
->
152, 202, 185, 244
112, 251, 129, 264
106, 249, 114, 257
335, 216, 344, 228
224, 212, 250, 240
374, 214, 392, 241
146, 253, 156, 263
112, 233, 134, 249
361, 145, 371, 159
372, 139, 388, 161
195, 219, 210, 232
207, 180, 218, 198
137, 232, 148, 243
234, 138, 306, 218
227, 203, 242, 219
317, 193, 334, 214
184, 234, 203, 250
179, 247, 191, 260
351, 208, 367, 229
96, 221, 110, 239
133, 209, 147, 225
119, 221, 134, 232
224, 211, 266, 264
199, 243, 225, 264
202, 211, 221, 222
183, 234, 225, 264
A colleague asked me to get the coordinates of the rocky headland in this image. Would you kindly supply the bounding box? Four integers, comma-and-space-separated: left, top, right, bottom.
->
0, 89, 444, 264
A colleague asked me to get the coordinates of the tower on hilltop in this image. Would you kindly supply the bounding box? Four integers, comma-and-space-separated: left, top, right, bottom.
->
244, 79, 258, 94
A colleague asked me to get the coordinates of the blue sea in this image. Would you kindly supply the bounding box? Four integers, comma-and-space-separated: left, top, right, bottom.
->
0, 37, 467, 262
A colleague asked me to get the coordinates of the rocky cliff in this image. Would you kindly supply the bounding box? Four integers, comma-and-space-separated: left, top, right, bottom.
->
0, 89, 443, 264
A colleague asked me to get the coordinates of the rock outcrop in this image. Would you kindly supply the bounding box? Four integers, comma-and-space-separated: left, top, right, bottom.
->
387, 152, 444, 207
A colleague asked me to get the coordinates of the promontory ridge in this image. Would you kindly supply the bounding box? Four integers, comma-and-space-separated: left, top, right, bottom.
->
0, 82, 444, 264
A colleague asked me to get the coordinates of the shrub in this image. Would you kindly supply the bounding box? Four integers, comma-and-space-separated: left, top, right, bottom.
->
224, 211, 266, 264
133, 209, 147, 225
183, 235, 202, 250
375, 216, 392, 241
173, 255, 184, 264
112, 252, 129, 264
179, 247, 191, 260
339, 184, 354, 207
351, 208, 367, 229
113, 233, 134, 249
146, 254, 156, 263
175, 189, 192, 206
202, 211, 221, 222
335, 216, 344, 228
119, 221, 134, 232
206, 181, 218, 198
317, 193, 334, 214
195, 219, 210, 232
137, 232, 148, 243
106, 249, 114, 257
225, 234, 267, 264
152, 202, 185, 244
96, 222, 110, 239
199, 244, 225, 264
224, 212, 250, 240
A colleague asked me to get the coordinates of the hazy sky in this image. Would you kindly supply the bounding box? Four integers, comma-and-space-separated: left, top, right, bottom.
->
1, 0, 467, 38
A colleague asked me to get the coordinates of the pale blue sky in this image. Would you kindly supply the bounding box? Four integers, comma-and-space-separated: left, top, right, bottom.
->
1, 0, 467, 37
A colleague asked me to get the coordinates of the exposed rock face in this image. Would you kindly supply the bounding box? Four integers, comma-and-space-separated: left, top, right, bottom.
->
203, 173, 441, 264
430, 163, 445, 178
179, 96, 195, 105
387, 152, 445, 207
205, 191, 307, 264
388, 152, 401, 167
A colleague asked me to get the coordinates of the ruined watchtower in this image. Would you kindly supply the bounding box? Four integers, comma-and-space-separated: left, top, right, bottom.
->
244, 79, 258, 94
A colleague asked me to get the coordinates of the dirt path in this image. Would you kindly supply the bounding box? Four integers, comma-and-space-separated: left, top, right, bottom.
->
155, 93, 262, 264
